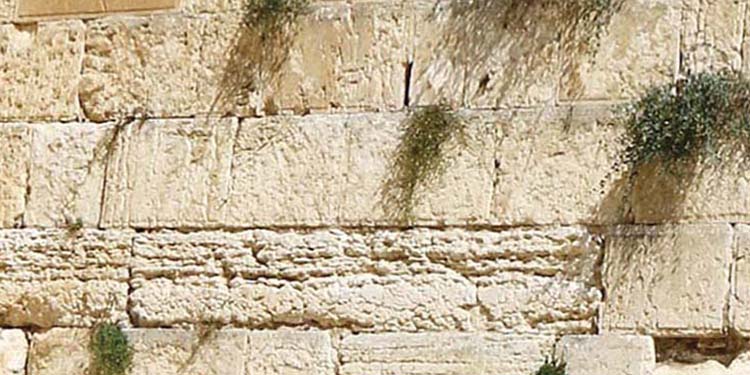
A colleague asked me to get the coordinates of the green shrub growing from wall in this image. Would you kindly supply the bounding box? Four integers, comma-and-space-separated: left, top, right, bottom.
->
90, 324, 133, 375
534, 356, 566, 375
616, 70, 750, 174
381, 105, 467, 223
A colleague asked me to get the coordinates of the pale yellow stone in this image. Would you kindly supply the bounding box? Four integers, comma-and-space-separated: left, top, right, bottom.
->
100, 118, 237, 229
492, 104, 625, 225
0, 330, 27, 375
0, 125, 30, 228
560, 0, 679, 101
681, 0, 745, 73
411, 0, 559, 108
558, 335, 655, 375
340, 333, 555, 375
246, 330, 335, 375
0, 21, 84, 121
655, 361, 728, 375
24, 123, 111, 228
17, 0, 104, 18
28, 329, 89, 375
0, 0, 13, 21
602, 224, 732, 336
0, 230, 131, 327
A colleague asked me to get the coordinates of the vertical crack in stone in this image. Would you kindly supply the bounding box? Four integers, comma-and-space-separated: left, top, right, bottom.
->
403, 60, 413, 107
726, 223, 739, 336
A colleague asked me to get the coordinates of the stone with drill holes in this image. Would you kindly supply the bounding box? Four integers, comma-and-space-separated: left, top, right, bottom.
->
558, 335, 655, 375
603, 224, 732, 337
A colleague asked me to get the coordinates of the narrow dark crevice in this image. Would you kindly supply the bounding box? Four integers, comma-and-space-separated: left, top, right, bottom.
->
403, 60, 414, 108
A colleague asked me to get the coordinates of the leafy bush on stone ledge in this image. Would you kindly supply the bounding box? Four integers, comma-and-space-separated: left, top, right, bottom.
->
90, 324, 133, 375
381, 105, 467, 223
617, 70, 750, 174
534, 355, 566, 375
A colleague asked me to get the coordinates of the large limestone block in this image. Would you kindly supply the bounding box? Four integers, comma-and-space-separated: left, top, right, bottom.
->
0, 21, 84, 121
681, 0, 745, 73
28, 328, 334, 375
340, 332, 555, 375
410, 0, 559, 108
0, 330, 27, 375
558, 335, 655, 375
225, 112, 493, 227
654, 361, 728, 375
729, 225, 750, 336
28, 329, 90, 375
628, 154, 750, 223
0, 230, 131, 327
24, 123, 112, 228
100, 118, 237, 229
603, 224, 732, 336
0, 125, 30, 228
560, 0, 679, 101
493, 104, 625, 226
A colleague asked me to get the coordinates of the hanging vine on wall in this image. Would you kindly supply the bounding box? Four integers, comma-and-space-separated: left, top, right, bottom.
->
381, 105, 468, 223
211, 0, 310, 116
90, 323, 134, 375
614, 70, 750, 177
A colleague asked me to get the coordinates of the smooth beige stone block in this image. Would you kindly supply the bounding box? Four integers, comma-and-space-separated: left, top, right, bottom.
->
559, 335, 655, 375
603, 224, 732, 336
0, 330, 27, 375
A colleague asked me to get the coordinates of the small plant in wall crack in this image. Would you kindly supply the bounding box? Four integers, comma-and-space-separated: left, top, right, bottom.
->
212, 0, 310, 116
381, 105, 468, 223
614, 70, 750, 177
90, 323, 133, 375
534, 355, 566, 375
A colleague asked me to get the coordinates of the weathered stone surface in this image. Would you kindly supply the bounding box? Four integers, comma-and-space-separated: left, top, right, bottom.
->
558, 335, 655, 375
603, 224, 732, 336
340, 332, 555, 375
629, 154, 750, 223
493, 104, 625, 225
129, 227, 599, 332
101, 118, 237, 229
0, 21, 83, 121
0, 330, 27, 375
560, 0, 679, 101
17, 0, 105, 18
654, 361, 729, 375
28, 329, 89, 375
28, 328, 334, 375
730, 225, 750, 336
0, 0, 13, 21
0, 125, 30, 228
681, 0, 745, 73
411, 0, 559, 108
25, 123, 111, 228
0, 230, 131, 327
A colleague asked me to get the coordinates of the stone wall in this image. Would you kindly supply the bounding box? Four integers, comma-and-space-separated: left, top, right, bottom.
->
1, 0, 750, 374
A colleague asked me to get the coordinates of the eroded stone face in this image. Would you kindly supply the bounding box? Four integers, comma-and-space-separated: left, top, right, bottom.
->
340, 332, 555, 375
128, 227, 600, 333
0, 125, 30, 229
681, 0, 745, 73
0, 21, 84, 121
0, 230, 131, 327
559, 335, 655, 375
730, 225, 750, 336
603, 224, 732, 337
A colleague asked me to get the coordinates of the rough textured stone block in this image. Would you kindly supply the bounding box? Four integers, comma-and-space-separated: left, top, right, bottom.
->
558, 335, 655, 375
730, 225, 750, 336
560, 0, 679, 101
0, 0, 13, 21
628, 154, 750, 224
0, 21, 84, 121
28, 329, 334, 375
681, 0, 745, 73
0, 230, 131, 327
129, 227, 599, 333
0, 125, 30, 228
410, 0, 559, 108
101, 118, 237, 229
340, 332, 555, 375
603, 224, 732, 336
24, 123, 111, 228
492, 104, 625, 225
0, 330, 27, 375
